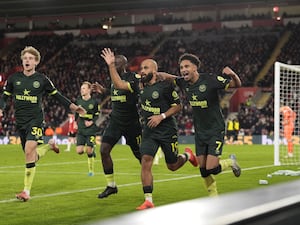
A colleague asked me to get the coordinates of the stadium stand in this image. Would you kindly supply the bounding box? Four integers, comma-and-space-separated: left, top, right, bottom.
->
0, 2, 300, 137
1, 1, 300, 224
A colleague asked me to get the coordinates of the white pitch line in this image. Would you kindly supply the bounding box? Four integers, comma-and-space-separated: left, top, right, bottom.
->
0, 170, 190, 177
0, 164, 275, 204
0, 158, 127, 169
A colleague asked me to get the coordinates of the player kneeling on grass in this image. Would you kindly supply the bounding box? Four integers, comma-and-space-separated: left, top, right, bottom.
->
0, 46, 86, 202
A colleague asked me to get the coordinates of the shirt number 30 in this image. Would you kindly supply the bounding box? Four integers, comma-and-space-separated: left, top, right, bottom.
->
31, 127, 43, 137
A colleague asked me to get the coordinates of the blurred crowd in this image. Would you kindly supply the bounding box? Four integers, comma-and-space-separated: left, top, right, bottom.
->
2, 11, 299, 33
0, 23, 300, 137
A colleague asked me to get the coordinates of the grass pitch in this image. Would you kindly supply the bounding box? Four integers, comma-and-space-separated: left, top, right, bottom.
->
0, 144, 300, 225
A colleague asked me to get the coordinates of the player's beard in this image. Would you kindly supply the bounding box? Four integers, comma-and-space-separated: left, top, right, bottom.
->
141, 73, 153, 85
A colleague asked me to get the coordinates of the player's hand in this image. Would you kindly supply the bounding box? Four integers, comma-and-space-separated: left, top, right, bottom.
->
222, 66, 236, 77
101, 48, 115, 66
0, 109, 3, 117
84, 120, 93, 127
92, 82, 105, 94
147, 114, 164, 128
223, 66, 241, 88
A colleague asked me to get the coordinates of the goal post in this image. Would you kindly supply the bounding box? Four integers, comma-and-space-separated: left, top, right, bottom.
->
274, 62, 300, 165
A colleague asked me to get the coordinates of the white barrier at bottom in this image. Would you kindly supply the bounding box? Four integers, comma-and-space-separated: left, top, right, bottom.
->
87, 179, 300, 225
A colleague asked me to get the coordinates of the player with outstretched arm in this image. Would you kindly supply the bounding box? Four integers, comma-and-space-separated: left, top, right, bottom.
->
94, 49, 142, 198
159, 53, 242, 197
0, 46, 86, 201
100, 48, 198, 209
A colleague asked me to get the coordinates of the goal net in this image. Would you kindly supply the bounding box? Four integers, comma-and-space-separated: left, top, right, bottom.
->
274, 62, 300, 165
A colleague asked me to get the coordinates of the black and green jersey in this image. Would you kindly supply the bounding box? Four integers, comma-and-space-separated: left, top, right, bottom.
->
75, 96, 99, 135
176, 73, 231, 139
0, 71, 71, 127
140, 80, 180, 138
110, 71, 140, 126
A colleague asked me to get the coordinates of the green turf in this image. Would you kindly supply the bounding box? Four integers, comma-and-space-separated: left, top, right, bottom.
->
0, 144, 300, 225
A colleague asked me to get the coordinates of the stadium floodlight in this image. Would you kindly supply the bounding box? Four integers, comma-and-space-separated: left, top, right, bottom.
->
102, 24, 110, 30
274, 62, 300, 165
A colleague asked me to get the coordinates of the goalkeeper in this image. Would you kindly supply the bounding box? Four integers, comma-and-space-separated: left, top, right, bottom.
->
280, 105, 296, 158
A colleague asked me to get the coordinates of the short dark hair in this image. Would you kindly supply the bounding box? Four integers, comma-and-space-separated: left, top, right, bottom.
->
178, 53, 201, 69
115, 55, 128, 73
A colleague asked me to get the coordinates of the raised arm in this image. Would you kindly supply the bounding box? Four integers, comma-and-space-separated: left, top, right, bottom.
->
223, 66, 242, 88
92, 82, 108, 95
101, 48, 129, 90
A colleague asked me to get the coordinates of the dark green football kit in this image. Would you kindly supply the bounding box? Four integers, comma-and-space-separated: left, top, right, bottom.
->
102, 72, 142, 158
75, 96, 99, 147
176, 73, 231, 157
0, 72, 72, 150
140, 80, 181, 164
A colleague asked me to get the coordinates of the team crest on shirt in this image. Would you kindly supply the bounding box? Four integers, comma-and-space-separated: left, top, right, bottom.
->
88, 104, 94, 109
217, 76, 226, 83
16, 81, 21, 85
33, 81, 40, 88
135, 74, 141, 78
152, 91, 159, 99
172, 91, 179, 99
199, 84, 206, 92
